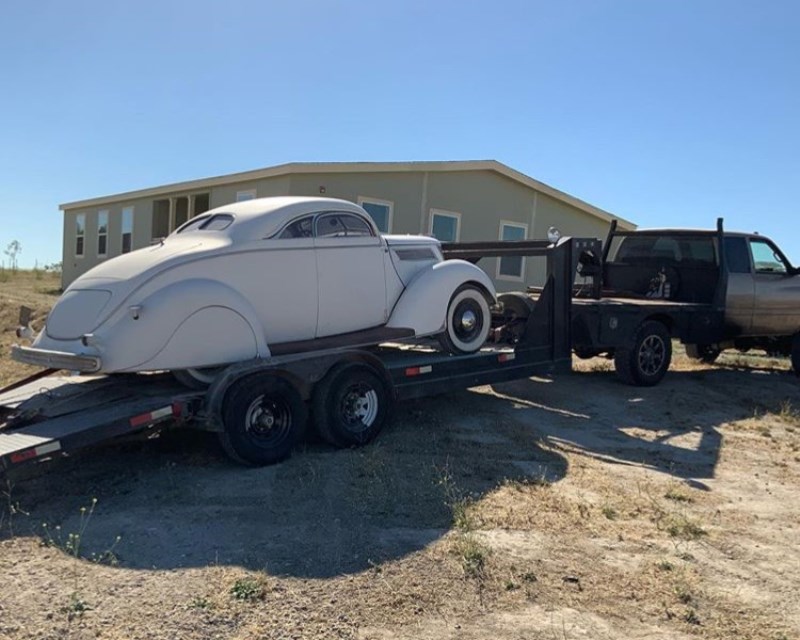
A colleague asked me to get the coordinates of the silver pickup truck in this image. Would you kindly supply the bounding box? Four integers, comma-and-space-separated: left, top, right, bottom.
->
601, 223, 800, 371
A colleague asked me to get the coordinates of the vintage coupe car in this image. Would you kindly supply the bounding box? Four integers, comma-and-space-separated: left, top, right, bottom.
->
13, 197, 496, 386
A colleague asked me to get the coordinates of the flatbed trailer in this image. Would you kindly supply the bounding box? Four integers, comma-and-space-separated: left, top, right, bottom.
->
1, 236, 589, 473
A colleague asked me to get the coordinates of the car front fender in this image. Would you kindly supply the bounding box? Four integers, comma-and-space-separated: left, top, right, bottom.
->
386, 260, 496, 337
93, 278, 269, 371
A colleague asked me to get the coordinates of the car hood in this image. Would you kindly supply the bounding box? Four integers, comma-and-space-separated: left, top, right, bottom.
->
47, 236, 226, 340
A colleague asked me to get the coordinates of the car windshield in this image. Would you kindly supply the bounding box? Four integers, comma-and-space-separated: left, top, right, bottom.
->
176, 214, 234, 234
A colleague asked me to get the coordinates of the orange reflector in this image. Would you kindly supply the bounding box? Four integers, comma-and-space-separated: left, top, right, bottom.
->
405, 365, 433, 377
498, 353, 516, 363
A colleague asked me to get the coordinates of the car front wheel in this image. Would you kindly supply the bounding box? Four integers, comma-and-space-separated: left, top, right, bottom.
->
438, 285, 492, 355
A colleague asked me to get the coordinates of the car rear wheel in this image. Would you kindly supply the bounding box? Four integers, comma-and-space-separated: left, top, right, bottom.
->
219, 375, 307, 466
173, 367, 224, 389
438, 285, 492, 355
685, 344, 721, 364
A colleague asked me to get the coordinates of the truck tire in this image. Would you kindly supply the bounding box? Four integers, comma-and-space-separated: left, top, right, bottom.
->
792, 334, 800, 377
219, 374, 307, 466
614, 320, 672, 386
685, 344, 721, 364
312, 363, 392, 448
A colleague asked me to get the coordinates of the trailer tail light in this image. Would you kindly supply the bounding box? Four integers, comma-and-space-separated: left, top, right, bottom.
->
405, 365, 432, 377
9, 441, 62, 464
498, 353, 516, 363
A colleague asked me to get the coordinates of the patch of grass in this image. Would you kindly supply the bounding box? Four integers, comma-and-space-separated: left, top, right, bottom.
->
674, 584, 693, 604
601, 505, 618, 520
40, 498, 122, 564
683, 607, 701, 625
664, 487, 694, 503
230, 577, 264, 601
666, 516, 707, 541
60, 592, 90, 621
189, 596, 211, 610
657, 560, 674, 571
452, 534, 490, 579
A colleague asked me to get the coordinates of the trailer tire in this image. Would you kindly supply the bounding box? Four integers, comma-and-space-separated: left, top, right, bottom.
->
312, 363, 392, 448
220, 374, 307, 466
685, 344, 721, 364
438, 285, 492, 355
614, 320, 672, 386
792, 334, 800, 377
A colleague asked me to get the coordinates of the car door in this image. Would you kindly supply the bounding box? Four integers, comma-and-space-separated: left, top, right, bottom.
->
314, 212, 387, 337
749, 237, 798, 335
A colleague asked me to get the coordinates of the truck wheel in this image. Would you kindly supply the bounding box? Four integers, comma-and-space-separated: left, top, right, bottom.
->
792, 334, 800, 377
438, 285, 492, 355
219, 375, 307, 466
685, 344, 721, 364
614, 321, 672, 386
312, 363, 392, 448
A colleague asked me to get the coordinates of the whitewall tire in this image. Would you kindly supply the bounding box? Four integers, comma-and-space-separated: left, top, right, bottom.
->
438, 285, 492, 355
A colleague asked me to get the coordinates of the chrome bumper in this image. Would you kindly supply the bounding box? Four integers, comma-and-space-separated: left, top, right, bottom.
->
11, 345, 101, 373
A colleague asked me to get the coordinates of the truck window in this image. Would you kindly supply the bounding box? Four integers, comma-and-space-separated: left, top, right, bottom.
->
724, 237, 751, 273
750, 239, 787, 274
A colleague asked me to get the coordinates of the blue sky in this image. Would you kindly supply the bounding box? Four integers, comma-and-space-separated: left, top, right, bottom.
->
1, 0, 798, 268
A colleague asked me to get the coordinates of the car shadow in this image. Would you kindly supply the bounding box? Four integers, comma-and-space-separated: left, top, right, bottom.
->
1, 391, 568, 578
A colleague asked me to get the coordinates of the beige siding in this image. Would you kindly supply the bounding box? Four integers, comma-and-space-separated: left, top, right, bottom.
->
210, 176, 291, 208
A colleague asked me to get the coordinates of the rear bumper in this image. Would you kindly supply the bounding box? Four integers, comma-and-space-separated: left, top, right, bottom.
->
11, 345, 101, 373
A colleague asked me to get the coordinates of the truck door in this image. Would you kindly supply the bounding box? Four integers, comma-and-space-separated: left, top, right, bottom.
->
748, 238, 797, 335
723, 237, 754, 334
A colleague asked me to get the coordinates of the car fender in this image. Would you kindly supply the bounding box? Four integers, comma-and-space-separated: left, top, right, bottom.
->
94, 278, 268, 371
386, 260, 496, 336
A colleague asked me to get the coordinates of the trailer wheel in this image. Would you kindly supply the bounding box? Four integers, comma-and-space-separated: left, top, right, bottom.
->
614, 320, 672, 386
220, 375, 307, 466
439, 285, 492, 355
792, 334, 800, 377
312, 363, 392, 448
685, 344, 721, 364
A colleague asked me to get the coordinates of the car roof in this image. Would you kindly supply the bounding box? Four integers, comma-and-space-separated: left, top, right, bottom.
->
198, 196, 375, 240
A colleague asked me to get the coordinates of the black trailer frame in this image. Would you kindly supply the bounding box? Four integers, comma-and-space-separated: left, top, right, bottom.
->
1, 236, 593, 473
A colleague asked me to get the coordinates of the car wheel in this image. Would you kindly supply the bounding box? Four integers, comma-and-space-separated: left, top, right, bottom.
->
438, 285, 492, 355
614, 320, 672, 386
312, 363, 392, 448
685, 344, 721, 364
219, 375, 307, 466
173, 367, 224, 389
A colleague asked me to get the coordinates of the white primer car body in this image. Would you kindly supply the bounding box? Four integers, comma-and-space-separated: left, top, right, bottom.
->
13, 197, 495, 377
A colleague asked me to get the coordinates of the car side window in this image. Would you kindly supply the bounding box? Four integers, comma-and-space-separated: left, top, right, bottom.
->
315, 213, 374, 238
750, 239, 787, 274
724, 237, 751, 273
279, 216, 314, 238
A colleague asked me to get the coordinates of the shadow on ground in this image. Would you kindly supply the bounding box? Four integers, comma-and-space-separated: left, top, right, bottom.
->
3, 362, 796, 578
1, 389, 567, 578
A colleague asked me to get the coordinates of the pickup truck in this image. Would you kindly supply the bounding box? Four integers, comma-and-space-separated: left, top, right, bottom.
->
568, 219, 800, 384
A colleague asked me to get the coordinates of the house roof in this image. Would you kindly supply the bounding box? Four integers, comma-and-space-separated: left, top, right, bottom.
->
59, 160, 636, 229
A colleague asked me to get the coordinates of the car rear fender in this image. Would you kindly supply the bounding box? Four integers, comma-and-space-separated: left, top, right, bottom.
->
98, 278, 269, 371
386, 260, 495, 336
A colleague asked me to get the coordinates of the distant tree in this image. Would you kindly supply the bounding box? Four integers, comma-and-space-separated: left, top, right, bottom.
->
4, 240, 21, 272
44, 261, 63, 273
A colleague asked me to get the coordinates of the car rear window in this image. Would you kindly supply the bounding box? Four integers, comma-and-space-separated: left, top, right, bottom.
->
176, 214, 234, 233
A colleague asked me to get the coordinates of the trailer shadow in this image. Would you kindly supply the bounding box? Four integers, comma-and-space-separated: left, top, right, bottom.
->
2, 392, 568, 578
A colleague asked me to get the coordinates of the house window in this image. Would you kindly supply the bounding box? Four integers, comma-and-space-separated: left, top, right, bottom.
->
121, 206, 134, 253
97, 210, 109, 257
75, 213, 86, 257
192, 193, 210, 216
174, 196, 189, 228
497, 221, 528, 280
236, 189, 256, 202
429, 209, 460, 242
358, 197, 393, 233
152, 199, 170, 240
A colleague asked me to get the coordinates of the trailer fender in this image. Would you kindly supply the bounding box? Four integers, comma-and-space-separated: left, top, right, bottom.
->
387, 260, 496, 336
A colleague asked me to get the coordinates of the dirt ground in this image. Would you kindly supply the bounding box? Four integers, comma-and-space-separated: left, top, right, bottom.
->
1, 272, 799, 639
